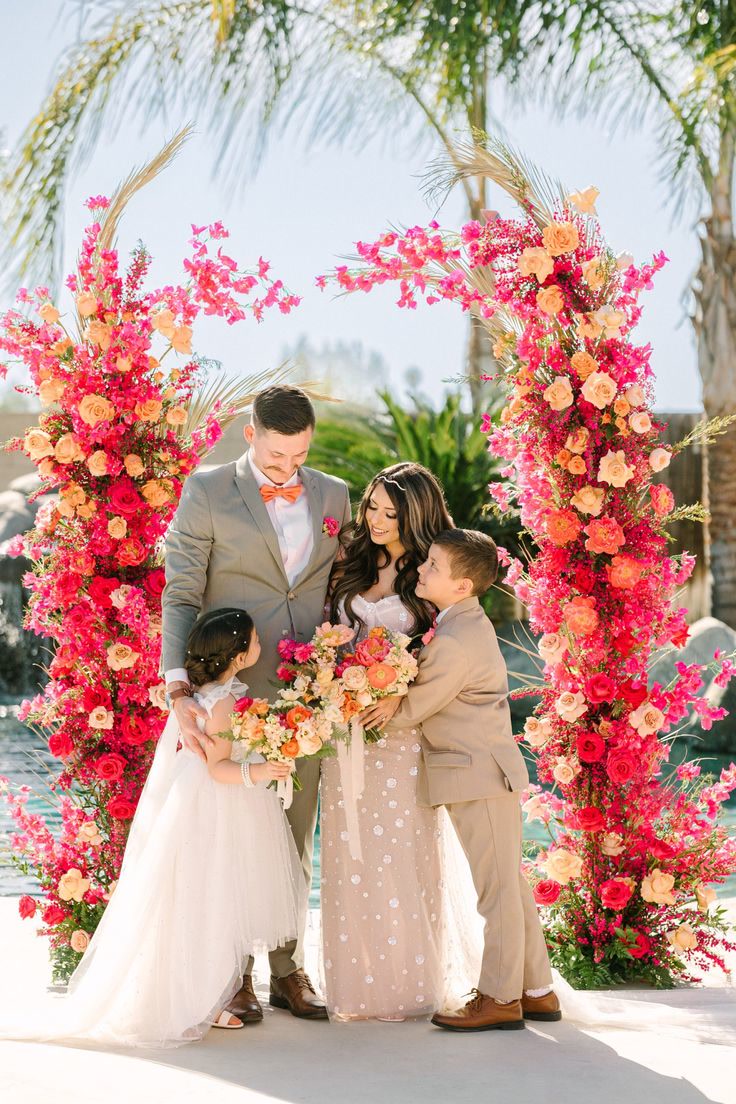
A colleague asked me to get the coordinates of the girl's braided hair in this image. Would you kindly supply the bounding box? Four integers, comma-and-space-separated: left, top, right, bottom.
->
184, 607, 255, 687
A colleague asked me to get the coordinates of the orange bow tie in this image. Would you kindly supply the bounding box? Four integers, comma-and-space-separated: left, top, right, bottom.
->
259, 483, 304, 505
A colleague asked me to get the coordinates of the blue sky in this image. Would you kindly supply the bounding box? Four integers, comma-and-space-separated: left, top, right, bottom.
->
2, 2, 703, 411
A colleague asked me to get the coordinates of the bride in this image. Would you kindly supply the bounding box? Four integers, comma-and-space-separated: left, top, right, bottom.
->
320, 462, 469, 1021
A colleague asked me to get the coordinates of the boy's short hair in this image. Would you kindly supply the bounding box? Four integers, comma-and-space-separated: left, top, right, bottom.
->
252, 385, 316, 435
433, 528, 499, 596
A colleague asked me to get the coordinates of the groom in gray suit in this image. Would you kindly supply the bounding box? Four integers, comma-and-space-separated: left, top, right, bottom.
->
162, 384, 350, 1023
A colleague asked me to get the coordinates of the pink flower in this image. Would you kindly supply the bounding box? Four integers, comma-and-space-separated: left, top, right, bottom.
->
575, 806, 606, 832
606, 750, 638, 785
322, 515, 340, 538
18, 895, 37, 920
533, 880, 561, 906
600, 878, 634, 910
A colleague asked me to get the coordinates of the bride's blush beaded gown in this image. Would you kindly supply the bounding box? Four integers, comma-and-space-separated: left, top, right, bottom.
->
320, 594, 445, 1020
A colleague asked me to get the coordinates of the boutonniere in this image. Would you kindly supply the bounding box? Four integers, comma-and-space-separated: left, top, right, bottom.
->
322, 515, 340, 538
421, 618, 437, 646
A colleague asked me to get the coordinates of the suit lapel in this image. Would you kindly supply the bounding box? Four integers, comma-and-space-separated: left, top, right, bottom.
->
233, 453, 289, 584
436, 596, 480, 633
293, 466, 325, 585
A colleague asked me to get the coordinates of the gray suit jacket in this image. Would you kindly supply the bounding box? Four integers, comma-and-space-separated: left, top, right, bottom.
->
161, 452, 351, 700
385, 596, 529, 806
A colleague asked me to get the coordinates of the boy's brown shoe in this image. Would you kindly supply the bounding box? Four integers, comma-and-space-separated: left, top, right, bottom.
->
521, 990, 562, 1021
431, 990, 525, 1032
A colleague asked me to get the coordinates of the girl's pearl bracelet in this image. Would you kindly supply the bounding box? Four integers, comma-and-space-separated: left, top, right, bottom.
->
240, 761, 256, 789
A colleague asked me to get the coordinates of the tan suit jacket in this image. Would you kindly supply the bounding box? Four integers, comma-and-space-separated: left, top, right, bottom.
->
161, 452, 351, 699
386, 596, 528, 807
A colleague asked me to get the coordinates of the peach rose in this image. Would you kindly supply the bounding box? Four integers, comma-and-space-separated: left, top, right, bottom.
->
628, 701, 665, 736
649, 447, 672, 472
597, 449, 634, 488
78, 393, 115, 427
142, 479, 173, 507
124, 454, 145, 477
38, 378, 66, 405
592, 304, 626, 338
523, 716, 553, 748
38, 302, 60, 324
537, 285, 565, 316
88, 706, 114, 730
570, 351, 599, 380
341, 665, 369, 692
613, 397, 631, 417
518, 246, 554, 282
149, 683, 168, 710
522, 796, 550, 824
543, 847, 583, 885
76, 291, 98, 317
641, 868, 676, 905
114, 355, 132, 373
543, 375, 574, 411
135, 399, 163, 423
297, 729, 324, 756
552, 756, 582, 784
629, 411, 652, 434
600, 832, 625, 857
54, 433, 84, 465
568, 455, 587, 475
106, 642, 140, 671
78, 502, 97, 519
86, 450, 109, 477
555, 691, 588, 723
171, 325, 192, 354
581, 256, 606, 291
667, 924, 697, 952
77, 821, 102, 847
570, 485, 605, 518
542, 222, 580, 256
58, 867, 90, 902
624, 384, 646, 407
107, 516, 127, 539
563, 596, 599, 636
85, 319, 111, 350
70, 929, 90, 953
695, 884, 717, 911
566, 425, 590, 453
165, 406, 188, 426
539, 632, 568, 666
152, 308, 176, 338
581, 370, 617, 410
567, 186, 599, 215
24, 428, 55, 460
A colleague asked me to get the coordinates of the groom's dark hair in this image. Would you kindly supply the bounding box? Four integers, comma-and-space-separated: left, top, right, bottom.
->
433, 528, 499, 595
253, 384, 316, 435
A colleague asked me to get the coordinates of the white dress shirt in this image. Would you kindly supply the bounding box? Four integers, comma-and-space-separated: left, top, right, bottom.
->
165, 451, 314, 686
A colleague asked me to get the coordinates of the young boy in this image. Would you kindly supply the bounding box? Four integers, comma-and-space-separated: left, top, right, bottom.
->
362, 529, 559, 1031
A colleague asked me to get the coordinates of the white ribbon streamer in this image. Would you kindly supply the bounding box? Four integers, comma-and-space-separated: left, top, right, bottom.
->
335, 719, 366, 862
277, 769, 294, 810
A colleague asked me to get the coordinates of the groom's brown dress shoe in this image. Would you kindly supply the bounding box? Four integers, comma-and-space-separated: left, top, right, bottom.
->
226, 975, 263, 1024
522, 990, 562, 1021
269, 970, 329, 1019
431, 991, 525, 1032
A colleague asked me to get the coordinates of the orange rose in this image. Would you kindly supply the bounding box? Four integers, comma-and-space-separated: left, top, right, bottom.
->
570, 351, 599, 380
555, 449, 572, 468
280, 737, 300, 759
39, 302, 60, 324
581, 370, 617, 410
142, 480, 173, 507
85, 320, 112, 350
24, 428, 55, 461
78, 393, 115, 427
518, 246, 554, 282
38, 378, 66, 405
366, 663, 398, 690
542, 222, 580, 256
54, 433, 85, 465
536, 285, 565, 316
135, 399, 163, 423
171, 325, 192, 354
165, 406, 188, 426
76, 291, 98, 317
124, 454, 145, 477
576, 314, 603, 341
543, 375, 574, 411
581, 257, 605, 291
565, 425, 590, 453
342, 698, 364, 721
107, 516, 127, 539
568, 456, 587, 475
86, 450, 109, 477
116, 356, 132, 373
545, 508, 582, 547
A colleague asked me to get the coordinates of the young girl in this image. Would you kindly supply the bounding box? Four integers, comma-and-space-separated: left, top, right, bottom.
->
8, 607, 304, 1049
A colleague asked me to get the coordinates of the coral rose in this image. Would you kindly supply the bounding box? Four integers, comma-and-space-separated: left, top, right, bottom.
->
545, 508, 582, 547
542, 221, 579, 256
600, 877, 635, 910
543, 375, 574, 410
24, 428, 55, 460
76, 291, 98, 317
543, 848, 583, 885
581, 370, 617, 409
667, 924, 697, 952
70, 929, 90, 953
518, 246, 554, 282
58, 867, 90, 902
584, 516, 626, 555
54, 433, 85, 465
570, 351, 599, 380
78, 393, 115, 426
106, 642, 140, 671
533, 880, 561, 906
649, 484, 675, 517
536, 285, 565, 316
18, 895, 37, 920
367, 663, 398, 690
567, 456, 587, 476
607, 554, 644, 589
567, 186, 599, 214
570, 485, 605, 517
641, 868, 676, 905
649, 447, 672, 472
563, 596, 599, 636
86, 450, 109, 477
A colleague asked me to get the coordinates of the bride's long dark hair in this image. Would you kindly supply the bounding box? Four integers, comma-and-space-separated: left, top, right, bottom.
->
329, 462, 454, 637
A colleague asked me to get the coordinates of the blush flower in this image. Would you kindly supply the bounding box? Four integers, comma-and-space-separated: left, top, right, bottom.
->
543, 375, 574, 410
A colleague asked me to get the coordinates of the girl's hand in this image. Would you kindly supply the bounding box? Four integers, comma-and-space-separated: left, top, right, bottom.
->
359, 696, 401, 730
250, 760, 294, 784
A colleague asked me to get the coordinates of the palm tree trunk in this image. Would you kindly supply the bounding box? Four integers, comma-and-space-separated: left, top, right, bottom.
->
465, 55, 495, 414
694, 128, 736, 626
